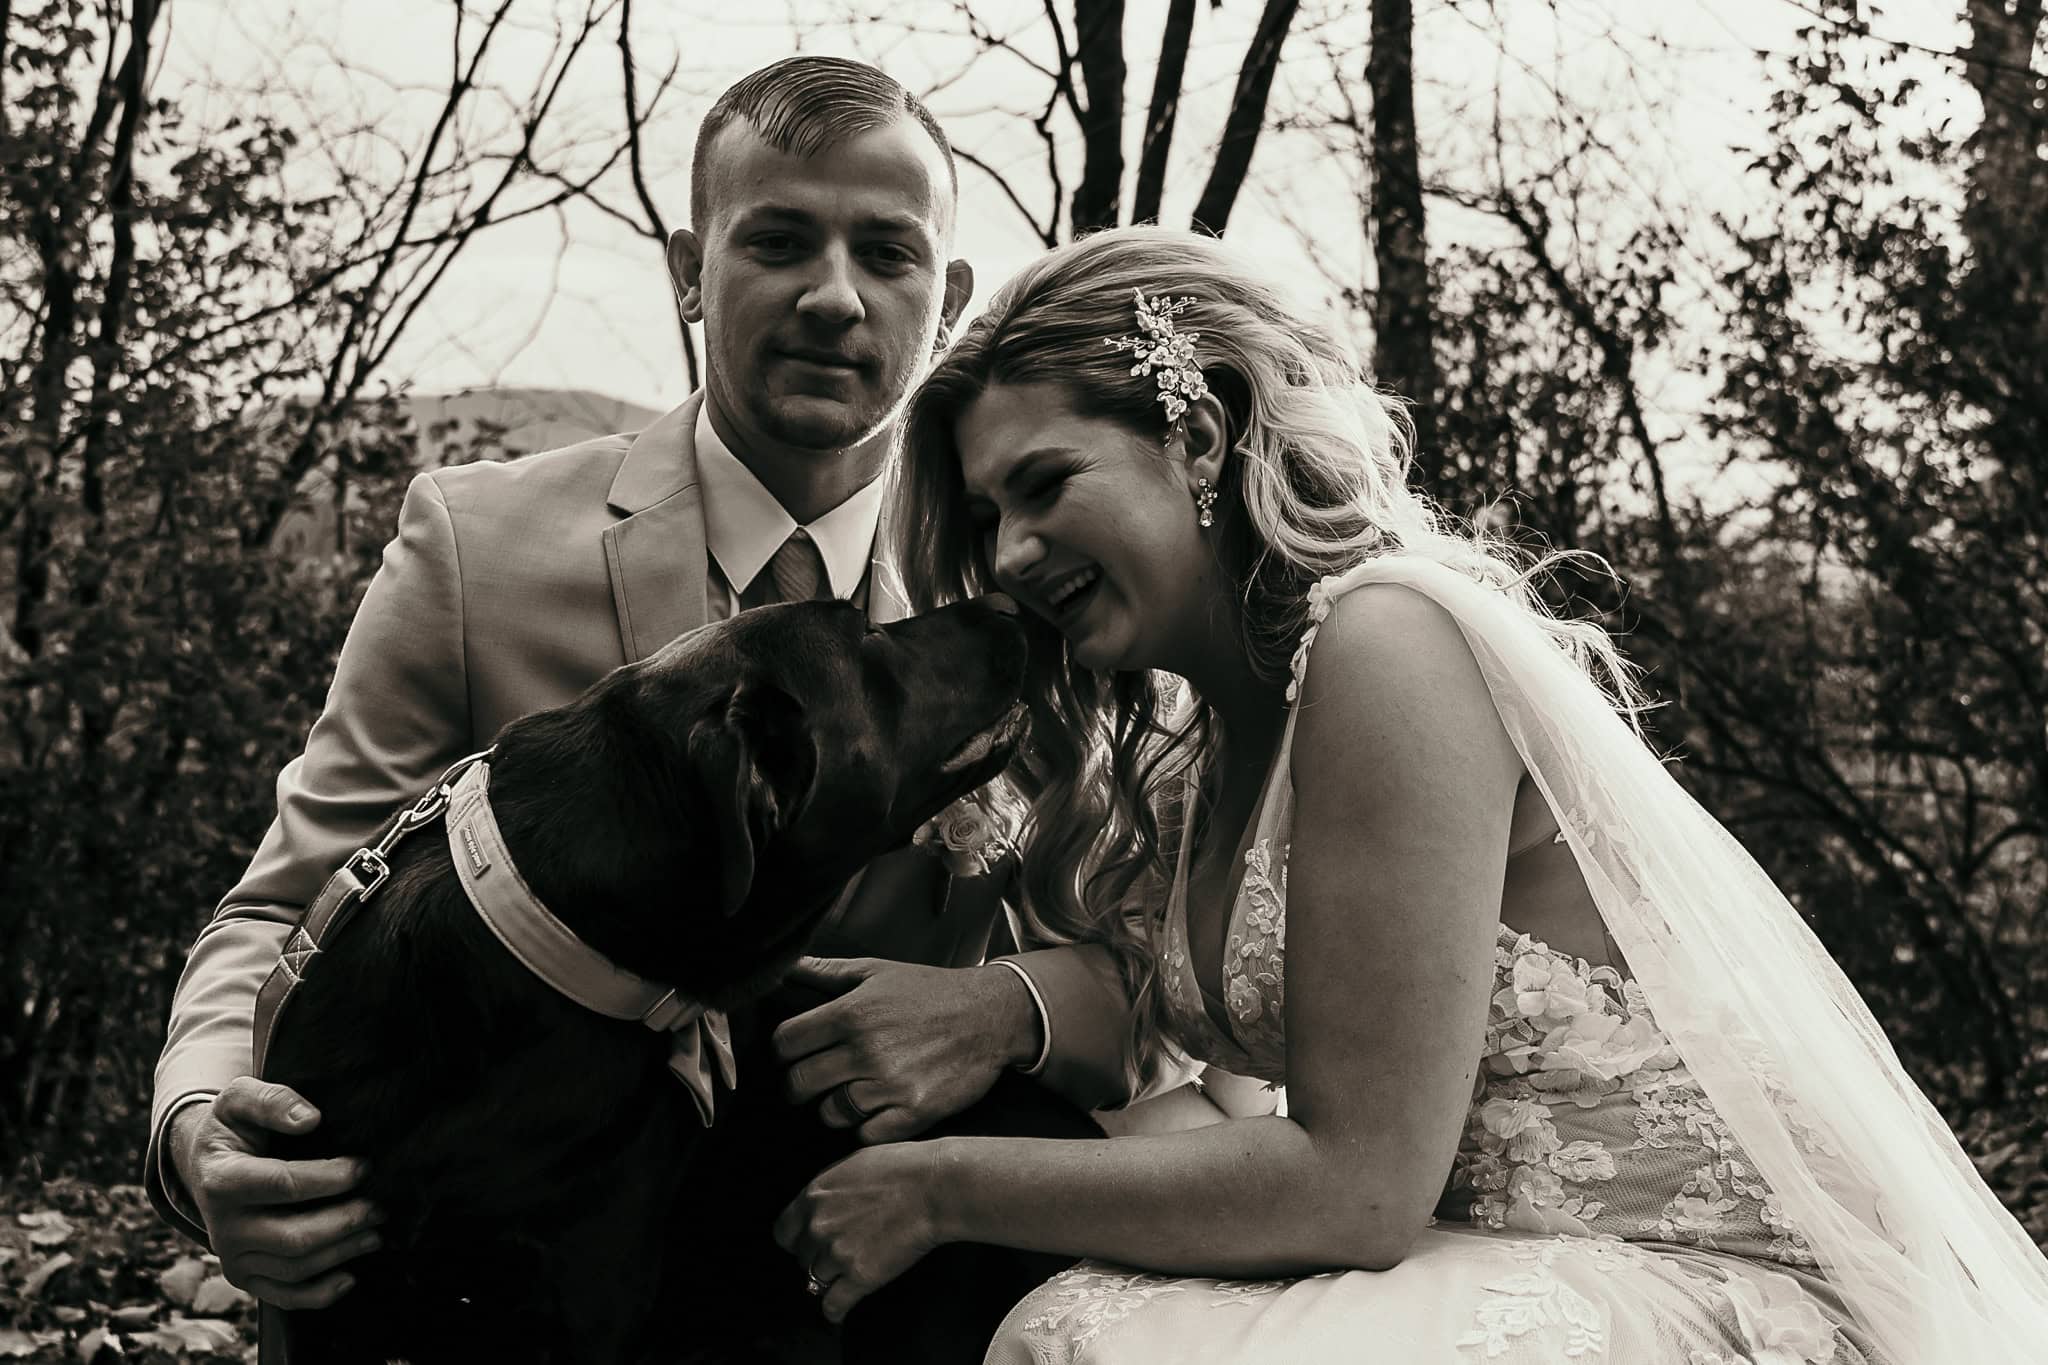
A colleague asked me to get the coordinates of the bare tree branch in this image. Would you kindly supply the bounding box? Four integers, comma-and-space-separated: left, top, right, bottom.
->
1492, 192, 1681, 593
1131, 0, 1197, 225
1191, 0, 1302, 234
1040, 1, 1089, 128
619, 0, 697, 390
356, 4, 616, 386
1365, 0, 1440, 476
79, 0, 162, 531
1068, 0, 1126, 233
956, 147, 1058, 246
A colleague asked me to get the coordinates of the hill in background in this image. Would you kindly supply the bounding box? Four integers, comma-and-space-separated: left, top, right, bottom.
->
272, 388, 663, 560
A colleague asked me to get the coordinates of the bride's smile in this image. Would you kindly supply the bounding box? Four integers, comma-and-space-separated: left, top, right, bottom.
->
955, 379, 1242, 681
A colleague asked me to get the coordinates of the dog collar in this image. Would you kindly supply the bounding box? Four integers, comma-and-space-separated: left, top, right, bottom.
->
444, 760, 736, 1126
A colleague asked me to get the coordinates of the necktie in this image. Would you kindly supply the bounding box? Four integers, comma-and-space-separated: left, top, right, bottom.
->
768, 527, 830, 602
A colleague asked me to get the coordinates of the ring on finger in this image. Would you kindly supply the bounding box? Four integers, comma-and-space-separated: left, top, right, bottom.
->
806, 1271, 828, 1298
837, 1082, 872, 1122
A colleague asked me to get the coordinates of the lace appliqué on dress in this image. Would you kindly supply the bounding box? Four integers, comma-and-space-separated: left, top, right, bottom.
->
1156, 829, 1289, 1083
1223, 841, 1286, 1030
1284, 575, 1340, 704
1016, 1264, 1308, 1361
1459, 933, 1680, 1237
1454, 931, 1819, 1269
1456, 1236, 1646, 1359
1720, 1270, 1844, 1364
1017, 1267, 1190, 1355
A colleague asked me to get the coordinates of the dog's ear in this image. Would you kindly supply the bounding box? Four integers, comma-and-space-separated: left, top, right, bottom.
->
688, 679, 818, 918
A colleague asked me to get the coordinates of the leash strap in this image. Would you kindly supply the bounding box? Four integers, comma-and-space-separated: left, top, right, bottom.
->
251, 751, 493, 1079
249, 750, 734, 1124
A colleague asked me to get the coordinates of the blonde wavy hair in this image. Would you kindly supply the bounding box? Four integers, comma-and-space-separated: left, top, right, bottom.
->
892, 226, 1642, 1092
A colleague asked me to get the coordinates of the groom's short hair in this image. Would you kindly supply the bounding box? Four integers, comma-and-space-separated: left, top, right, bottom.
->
691, 56, 958, 233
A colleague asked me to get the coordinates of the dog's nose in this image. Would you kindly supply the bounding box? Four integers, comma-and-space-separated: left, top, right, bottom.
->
983, 592, 1019, 617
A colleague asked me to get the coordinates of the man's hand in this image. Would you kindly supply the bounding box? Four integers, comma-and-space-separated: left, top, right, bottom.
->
169, 1077, 383, 1309
772, 958, 1040, 1143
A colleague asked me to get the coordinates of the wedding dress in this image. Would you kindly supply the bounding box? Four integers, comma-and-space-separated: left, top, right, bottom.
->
986, 554, 2048, 1364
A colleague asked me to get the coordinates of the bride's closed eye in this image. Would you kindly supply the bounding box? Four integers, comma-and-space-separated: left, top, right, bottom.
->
1020, 466, 1072, 508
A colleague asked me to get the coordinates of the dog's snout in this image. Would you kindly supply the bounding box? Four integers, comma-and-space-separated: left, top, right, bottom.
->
982, 592, 1019, 617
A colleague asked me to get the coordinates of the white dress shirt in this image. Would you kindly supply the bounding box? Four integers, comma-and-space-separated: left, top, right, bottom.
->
695, 404, 884, 616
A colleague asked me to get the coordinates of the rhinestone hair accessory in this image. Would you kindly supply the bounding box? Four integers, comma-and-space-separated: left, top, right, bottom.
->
1106, 288, 1210, 424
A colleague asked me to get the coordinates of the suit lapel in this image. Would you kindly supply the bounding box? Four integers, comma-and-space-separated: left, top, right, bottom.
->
602, 394, 710, 663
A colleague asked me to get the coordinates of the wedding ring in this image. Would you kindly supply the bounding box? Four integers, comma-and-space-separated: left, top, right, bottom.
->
806, 1272, 827, 1298
838, 1083, 872, 1121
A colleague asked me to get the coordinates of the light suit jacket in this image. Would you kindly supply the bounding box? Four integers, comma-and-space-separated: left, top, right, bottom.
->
146, 393, 1137, 1242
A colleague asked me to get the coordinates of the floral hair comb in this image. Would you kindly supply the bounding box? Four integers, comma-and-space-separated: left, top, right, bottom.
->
1106, 288, 1209, 424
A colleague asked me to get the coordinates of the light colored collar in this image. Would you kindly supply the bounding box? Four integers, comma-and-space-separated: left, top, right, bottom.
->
443, 759, 736, 1126
694, 403, 883, 600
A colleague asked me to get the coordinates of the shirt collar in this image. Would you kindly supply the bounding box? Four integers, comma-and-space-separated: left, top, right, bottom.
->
694, 403, 884, 600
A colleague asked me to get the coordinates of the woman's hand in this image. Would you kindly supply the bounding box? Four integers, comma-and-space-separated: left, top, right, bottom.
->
774, 1140, 950, 1323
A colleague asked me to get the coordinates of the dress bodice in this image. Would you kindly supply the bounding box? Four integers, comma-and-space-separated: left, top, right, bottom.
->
1160, 817, 1819, 1270
1154, 582, 1820, 1272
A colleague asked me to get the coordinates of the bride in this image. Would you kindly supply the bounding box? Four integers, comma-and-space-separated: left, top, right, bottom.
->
773, 226, 2048, 1363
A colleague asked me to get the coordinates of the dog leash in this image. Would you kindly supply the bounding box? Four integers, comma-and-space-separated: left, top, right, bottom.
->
251, 750, 735, 1121
250, 748, 496, 1079
247, 750, 491, 1365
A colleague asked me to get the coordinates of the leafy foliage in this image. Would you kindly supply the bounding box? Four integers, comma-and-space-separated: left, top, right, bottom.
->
0, 3, 567, 1169
1407, 6, 2048, 1237
0, 1178, 253, 1361
1670, 11, 2046, 1114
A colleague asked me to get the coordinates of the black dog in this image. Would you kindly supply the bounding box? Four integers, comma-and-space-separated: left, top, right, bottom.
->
258, 595, 1029, 1365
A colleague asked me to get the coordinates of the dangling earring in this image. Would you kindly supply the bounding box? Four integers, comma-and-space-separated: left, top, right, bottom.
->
1195, 478, 1218, 529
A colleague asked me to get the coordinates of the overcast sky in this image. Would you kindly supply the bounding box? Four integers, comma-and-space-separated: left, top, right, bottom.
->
158, 0, 1974, 446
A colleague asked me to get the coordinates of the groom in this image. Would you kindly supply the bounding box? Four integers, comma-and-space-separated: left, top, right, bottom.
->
145, 56, 1140, 1359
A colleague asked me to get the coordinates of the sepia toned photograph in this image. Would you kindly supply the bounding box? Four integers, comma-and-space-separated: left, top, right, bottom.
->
1, 1, 2044, 1361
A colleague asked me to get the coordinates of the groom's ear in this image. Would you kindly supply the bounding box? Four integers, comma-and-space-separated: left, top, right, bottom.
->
941, 258, 975, 332
667, 228, 706, 325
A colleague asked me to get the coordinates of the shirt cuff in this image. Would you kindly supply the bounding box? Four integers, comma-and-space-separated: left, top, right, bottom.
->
988, 959, 1052, 1076
154, 1091, 218, 1242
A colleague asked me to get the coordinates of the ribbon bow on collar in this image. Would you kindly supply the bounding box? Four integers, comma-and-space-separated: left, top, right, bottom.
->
444, 762, 737, 1125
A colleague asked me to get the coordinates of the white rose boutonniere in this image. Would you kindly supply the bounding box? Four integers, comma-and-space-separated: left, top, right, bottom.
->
914, 790, 1012, 878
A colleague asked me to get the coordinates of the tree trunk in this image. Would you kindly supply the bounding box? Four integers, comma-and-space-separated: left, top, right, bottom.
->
0, 0, 14, 135
1364, 0, 1440, 482
1069, 0, 1127, 233
1961, 0, 2046, 270
1132, 0, 1197, 224
1191, 0, 1301, 234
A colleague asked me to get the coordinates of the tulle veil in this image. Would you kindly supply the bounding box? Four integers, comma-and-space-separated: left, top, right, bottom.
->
1320, 552, 2048, 1363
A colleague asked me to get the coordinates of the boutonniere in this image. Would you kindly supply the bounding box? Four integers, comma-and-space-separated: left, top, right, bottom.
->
914, 790, 1013, 878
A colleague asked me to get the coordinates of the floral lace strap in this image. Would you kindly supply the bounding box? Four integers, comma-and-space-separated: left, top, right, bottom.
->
1285, 575, 1345, 703
1288, 560, 1494, 701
